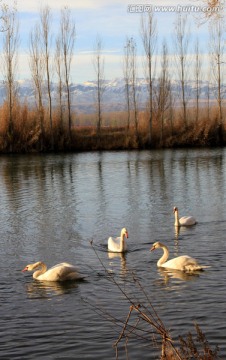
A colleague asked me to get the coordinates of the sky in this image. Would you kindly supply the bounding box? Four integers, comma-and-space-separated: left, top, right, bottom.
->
2, 0, 226, 83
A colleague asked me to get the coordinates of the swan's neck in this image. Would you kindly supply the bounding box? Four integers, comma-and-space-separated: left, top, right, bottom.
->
33, 262, 47, 279
120, 233, 126, 252
157, 246, 169, 267
174, 210, 180, 227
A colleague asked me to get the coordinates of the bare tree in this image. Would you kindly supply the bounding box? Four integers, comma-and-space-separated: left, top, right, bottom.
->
60, 6, 76, 148
123, 37, 132, 132
40, 6, 54, 150
169, 87, 175, 137
140, 12, 157, 147
209, 18, 225, 143
1, 6, 19, 152
155, 41, 171, 145
124, 37, 139, 145
191, 0, 224, 23
0, 1, 19, 32
174, 13, 190, 130
206, 65, 211, 124
194, 38, 202, 125
131, 39, 139, 144
0, 0, 10, 32
123, 37, 140, 143
55, 35, 64, 134
93, 35, 105, 139
29, 24, 45, 150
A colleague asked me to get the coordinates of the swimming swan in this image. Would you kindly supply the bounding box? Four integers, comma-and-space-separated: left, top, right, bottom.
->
151, 242, 209, 272
174, 206, 196, 226
22, 261, 83, 281
108, 227, 129, 253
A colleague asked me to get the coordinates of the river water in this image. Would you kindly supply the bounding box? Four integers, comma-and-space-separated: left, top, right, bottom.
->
0, 149, 225, 359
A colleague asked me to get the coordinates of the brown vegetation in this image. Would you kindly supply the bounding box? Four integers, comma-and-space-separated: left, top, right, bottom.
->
0, 102, 225, 153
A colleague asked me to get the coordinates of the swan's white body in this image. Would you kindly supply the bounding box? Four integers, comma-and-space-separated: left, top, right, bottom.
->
108, 228, 129, 253
174, 206, 196, 226
151, 242, 209, 272
22, 261, 83, 282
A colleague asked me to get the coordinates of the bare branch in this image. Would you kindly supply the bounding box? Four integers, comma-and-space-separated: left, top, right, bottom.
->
60, 6, 76, 146
1, 5, 19, 152
140, 12, 157, 146
93, 34, 105, 138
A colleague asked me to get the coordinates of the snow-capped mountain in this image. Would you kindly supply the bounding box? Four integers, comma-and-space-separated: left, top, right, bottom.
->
0, 78, 222, 114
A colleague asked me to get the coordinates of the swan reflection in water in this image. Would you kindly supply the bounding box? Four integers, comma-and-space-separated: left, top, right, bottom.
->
174, 225, 190, 243
155, 267, 201, 287
25, 279, 86, 299
174, 225, 180, 243
25, 280, 81, 299
108, 251, 127, 275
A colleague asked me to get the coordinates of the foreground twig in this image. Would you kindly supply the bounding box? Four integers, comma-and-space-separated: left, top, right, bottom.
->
89, 240, 182, 359
89, 240, 220, 360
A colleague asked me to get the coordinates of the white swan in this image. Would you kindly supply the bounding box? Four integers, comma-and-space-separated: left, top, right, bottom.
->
22, 261, 83, 282
108, 227, 129, 253
174, 206, 196, 226
151, 242, 209, 272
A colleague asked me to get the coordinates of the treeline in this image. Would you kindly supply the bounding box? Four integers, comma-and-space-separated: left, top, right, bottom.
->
0, 4, 225, 153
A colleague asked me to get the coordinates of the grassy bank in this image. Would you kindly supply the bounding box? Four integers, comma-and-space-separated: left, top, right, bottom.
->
0, 102, 225, 153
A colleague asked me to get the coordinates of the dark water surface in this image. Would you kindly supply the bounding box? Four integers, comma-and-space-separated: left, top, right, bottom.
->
0, 149, 225, 359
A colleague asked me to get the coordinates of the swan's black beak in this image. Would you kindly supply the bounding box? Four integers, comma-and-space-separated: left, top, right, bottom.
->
126, 232, 129, 238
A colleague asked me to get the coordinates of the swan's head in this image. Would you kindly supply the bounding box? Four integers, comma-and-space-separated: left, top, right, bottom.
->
121, 227, 129, 238
22, 262, 42, 272
150, 241, 163, 252
173, 206, 178, 213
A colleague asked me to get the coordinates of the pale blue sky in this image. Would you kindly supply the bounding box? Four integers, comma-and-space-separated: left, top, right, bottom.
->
3, 0, 226, 83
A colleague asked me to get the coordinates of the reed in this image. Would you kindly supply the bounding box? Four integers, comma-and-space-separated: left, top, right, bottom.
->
0, 101, 225, 153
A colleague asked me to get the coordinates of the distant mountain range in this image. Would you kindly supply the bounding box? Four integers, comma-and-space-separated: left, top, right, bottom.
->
0, 78, 222, 114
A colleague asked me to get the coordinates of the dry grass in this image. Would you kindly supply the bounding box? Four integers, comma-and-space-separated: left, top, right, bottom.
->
0, 101, 225, 153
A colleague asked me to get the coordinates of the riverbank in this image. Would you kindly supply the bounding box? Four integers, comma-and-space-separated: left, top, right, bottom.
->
0, 105, 225, 153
